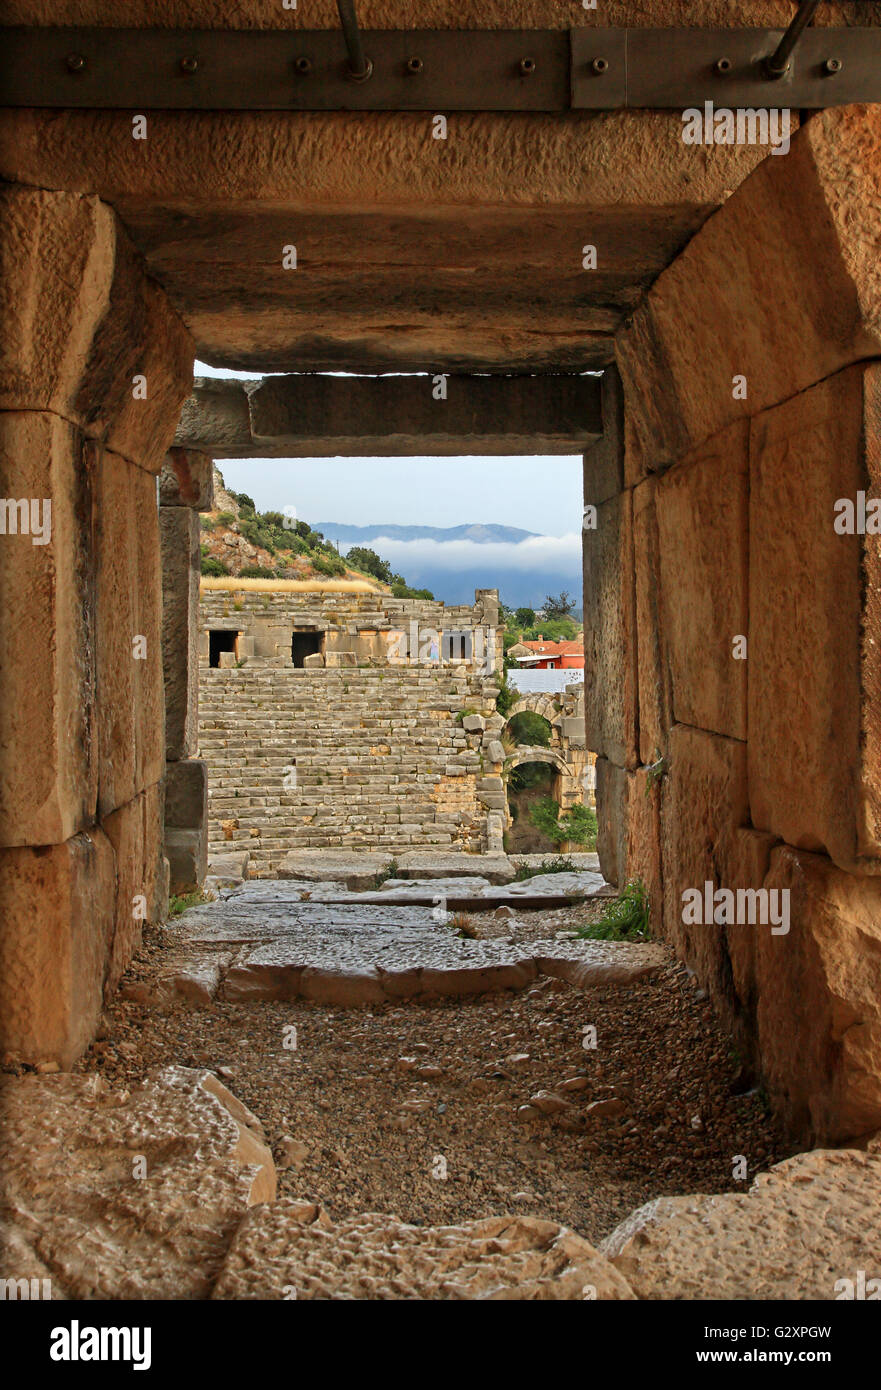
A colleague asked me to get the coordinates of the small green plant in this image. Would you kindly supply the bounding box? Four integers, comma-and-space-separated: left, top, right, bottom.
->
232, 599, 243, 612
168, 889, 211, 917
214, 511, 236, 526
512, 855, 579, 881
578, 878, 651, 942
373, 858, 399, 888
645, 752, 668, 797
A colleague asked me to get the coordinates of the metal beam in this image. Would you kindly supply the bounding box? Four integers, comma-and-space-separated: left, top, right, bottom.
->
3, 27, 879, 111
175, 374, 603, 459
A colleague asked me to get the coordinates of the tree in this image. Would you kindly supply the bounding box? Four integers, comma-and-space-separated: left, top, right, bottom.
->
515, 606, 536, 628
232, 491, 256, 514
346, 546, 393, 584
543, 591, 575, 619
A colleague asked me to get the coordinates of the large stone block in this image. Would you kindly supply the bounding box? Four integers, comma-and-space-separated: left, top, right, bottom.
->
661, 723, 749, 1001
161, 506, 200, 760
0, 185, 192, 472
582, 364, 624, 507
165, 758, 208, 829
595, 757, 628, 887
618, 105, 881, 466
655, 420, 749, 741
0, 186, 115, 417
0, 412, 97, 847
160, 448, 215, 509
0, 830, 115, 1068
756, 846, 881, 1143
95, 448, 164, 815
748, 365, 881, 873
166, 826, 208, 895
75, 227, 193, 474
632, 477, 672, 762
582, 491, 637, 768
101, 781, 164, 996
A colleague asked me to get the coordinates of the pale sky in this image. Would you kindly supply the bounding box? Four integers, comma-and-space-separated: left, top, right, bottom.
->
196, 362, 582, 536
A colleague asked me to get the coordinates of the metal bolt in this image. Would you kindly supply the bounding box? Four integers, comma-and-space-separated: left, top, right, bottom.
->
591, 57, 609, 75
345, 56, 374, 83
406, 56, 424, 74
823, 57, 843, 75
519, 57, 536, 76
715, 57, 732, 74
294, 56, 312, 75
180, 56, 199, 75
66, 53, 86, 72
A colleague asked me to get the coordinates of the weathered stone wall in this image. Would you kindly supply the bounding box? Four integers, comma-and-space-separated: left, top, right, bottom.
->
0, 185, 193, 1066
584, 106, 881, 1145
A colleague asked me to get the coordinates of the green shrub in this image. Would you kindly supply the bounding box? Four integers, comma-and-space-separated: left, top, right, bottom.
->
312, 553, 346, 577
214, 511, 236, 526
200, 515, 215, 531
239, 565, 281, 579
512, 855, 579, 881
528, 797, 597, 848
201, 555, 229, 577
578, 878, 651, 942
506, 710, 551, 747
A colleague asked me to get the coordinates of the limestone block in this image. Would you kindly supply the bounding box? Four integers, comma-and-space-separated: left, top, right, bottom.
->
159, 448, 215, 509
165, 758, 207, 830
655, 420, 748, 741
0, 412, 96, 846
749, 365, 881, 873
560, 716, 585, 747
603, 1148, 881, 1301
462, 714, 485, 732
0, 1067, 276, 1299
625, 767, 663, 930
236, 635, 255, 658
0, 186, 115, 417
95, 448, 164, 815
618, 105, 881, 465
632, 476, 672, 762
717, 825, 780, 1051
582, 491, 637, 768
166, 825, 208, 895
486, 740, 505, 763
218, 651, 237, 669
755, 846, 881, 1143
595, 757, 628, 888
302, 652, 324, 668
161, 506, 200, 760
75, 227, 193, 474
583, 363, 624, 507
661, 723, 749, 1000
0, 830, 115, 1067
101, 782, 164, 996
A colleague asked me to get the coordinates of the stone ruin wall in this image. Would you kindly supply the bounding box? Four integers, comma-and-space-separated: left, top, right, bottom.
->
198, 587, 510, 872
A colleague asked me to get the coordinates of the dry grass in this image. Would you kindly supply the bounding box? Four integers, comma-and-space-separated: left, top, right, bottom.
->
200, 577, 380, 594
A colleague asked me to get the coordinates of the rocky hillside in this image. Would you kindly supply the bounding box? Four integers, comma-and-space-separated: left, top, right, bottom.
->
200, 468, 386, 585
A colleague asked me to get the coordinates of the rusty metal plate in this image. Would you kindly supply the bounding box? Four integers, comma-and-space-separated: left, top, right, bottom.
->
625, 27, 881, 108
2, 26, 880, 112
0, 27, 570, 111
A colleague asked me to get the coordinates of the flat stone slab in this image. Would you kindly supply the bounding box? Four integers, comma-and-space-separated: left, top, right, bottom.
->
165, 883, 663, 1006
601, 1148, 881, 1300
278, 849, 518, 888
212, 1204, 635, 1301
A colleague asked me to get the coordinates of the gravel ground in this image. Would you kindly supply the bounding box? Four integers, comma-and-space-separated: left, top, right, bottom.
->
73, 902, 789, 1246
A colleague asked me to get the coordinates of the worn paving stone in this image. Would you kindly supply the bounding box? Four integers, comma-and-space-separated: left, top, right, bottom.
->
162, 883, 662, 1006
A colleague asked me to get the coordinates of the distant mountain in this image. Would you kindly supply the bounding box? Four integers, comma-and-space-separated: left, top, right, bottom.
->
313, 521, 539, 545
311, 520, 580, 608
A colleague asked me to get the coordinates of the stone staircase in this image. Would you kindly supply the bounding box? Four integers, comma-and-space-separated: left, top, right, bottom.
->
198, 665, 498, 876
